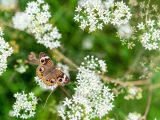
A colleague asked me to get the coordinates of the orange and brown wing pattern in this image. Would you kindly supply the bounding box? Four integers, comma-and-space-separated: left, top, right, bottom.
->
53, 68, 70, 86
36, 52, 70, 87
39, 52, 54, 67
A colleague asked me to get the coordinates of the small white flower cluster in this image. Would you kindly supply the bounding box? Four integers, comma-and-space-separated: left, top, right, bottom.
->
137, 19, 160, 50
126, 112, 142, 120
34, 76, 58, 91
124, 86, 142, 100
25, 0, 61, 49
0, 0, 17, 8
117, 23, 133, 39
9, 92, 38, 119
14, 59, 29, 74
12, 0, 61, 49
58, 56, 114, 120
81, 55, 107, 73
0, 28, 13, 76
12, 12, 30, 31
117, 2, 160, 50
111, 1, 132, 26
74, 0, 131, 32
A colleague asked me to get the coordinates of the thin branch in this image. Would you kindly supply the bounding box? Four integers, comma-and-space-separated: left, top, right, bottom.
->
101, 75, 149, 87
150, 83, 160, 90
142, 85, 152, 119
53, 49, 149, 87
53, 49, 78, 69
145, 0, 151, 22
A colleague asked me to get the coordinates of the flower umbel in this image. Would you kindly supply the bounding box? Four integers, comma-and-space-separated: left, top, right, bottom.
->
124, 86, 142, 100
25, 0, 61, 49
0, 28, 13, 76
74, 0, 131, 33
58, 56, 114, 119
12, 12, 30, 31
9, 91, 38, 119
126, 112, 142, 120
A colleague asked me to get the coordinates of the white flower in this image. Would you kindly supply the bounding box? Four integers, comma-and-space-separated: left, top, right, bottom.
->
0, 0, 17, 8
25, 0, 61, 49
137, 22, 145, 30
111, 1, 132, 26
12, 12, 30, 31
0, 28, 13, 76
58, 56, 114, 119
117, 23, 133, 39
81, 55, 107, 73
124, 86, 142, 100
74, 0, 111, 32
139, 20, 160, 50
9, 91, 38, 119
14, 59, 28, 74
74, 0, 131, 33
126, 112, 142, 120
34, 76, 58, 91
82, 37, 93, 50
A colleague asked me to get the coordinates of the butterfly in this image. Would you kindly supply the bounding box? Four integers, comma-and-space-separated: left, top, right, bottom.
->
27, 52, 70, 86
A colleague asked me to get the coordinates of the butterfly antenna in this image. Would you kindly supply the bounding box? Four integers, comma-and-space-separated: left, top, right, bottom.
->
43, 90, 54, 107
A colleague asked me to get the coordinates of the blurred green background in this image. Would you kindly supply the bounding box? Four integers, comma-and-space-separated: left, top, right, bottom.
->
0, 0, 160, 120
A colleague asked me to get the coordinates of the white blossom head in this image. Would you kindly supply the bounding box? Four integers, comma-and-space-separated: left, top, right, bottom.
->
74, 0, 111, 32
81, 55, 107, 73
14, 59, 29, 74
124, 86, 142, 100
25, 0, 61, 49
0, 0, 17, 8
126, 112, 142, 120
74, 0, 131, 33
111, 1, 132, 26
0, 28, 13, 76
58, 56, 114, 119
12, 12, 30, 31
9, 91, 38, 119
34, 76, 58, 91
137, 19, 160, 50
117, 23, 133, 39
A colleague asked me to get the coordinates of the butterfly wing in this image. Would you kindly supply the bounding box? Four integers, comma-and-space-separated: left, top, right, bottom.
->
26, 52, 39, 65
36, 52, 69, 86
36, 66, 69, 86
39, 52, 54, 67
53, 68, 69, 85
36, 65, 54, 85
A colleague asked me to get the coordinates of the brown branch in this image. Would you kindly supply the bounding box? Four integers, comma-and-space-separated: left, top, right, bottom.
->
53, 49, 149, 87
142, 85, 152, 120
101, 75, 149, 87
150, 83, 160, 90
53, 49, 78, 69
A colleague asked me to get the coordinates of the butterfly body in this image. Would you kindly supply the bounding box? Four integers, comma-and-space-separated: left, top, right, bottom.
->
29, 52, 69, 86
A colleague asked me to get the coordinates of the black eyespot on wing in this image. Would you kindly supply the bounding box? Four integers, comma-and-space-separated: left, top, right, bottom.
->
39, 67, 44, 72
58, 78, 63, 82
41, 59, 44, 63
